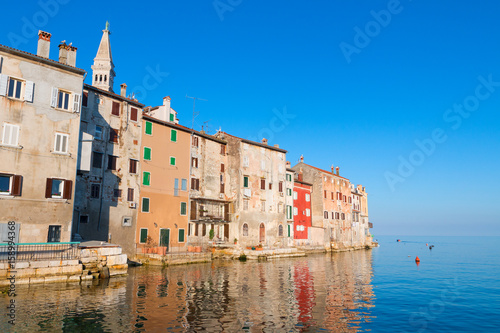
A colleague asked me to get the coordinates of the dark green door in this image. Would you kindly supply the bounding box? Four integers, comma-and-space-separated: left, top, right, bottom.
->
160, 229, 170, 251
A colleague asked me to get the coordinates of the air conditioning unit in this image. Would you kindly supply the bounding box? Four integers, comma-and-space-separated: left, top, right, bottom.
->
280, 192, 284, 197
129, 202, 137, 209
219, 193, 224, 199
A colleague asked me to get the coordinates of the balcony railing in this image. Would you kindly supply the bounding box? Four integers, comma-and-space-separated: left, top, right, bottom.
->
0, 242, 81, 262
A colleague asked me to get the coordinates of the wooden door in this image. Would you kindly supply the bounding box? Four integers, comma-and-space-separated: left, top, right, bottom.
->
259, 223, 265, 243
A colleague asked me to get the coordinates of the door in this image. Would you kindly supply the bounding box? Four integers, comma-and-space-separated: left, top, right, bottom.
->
224, 223, 229, 241
159, 229, 170, 252
259, 223, 265, 243
47, 225, 61, 243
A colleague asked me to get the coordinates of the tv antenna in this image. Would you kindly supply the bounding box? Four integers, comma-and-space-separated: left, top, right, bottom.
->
186, 95, 207, 129
202, 120, 212, 134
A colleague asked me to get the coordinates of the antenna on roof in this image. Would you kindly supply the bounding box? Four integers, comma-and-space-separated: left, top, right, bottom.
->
202, 120, 212, 134
186, 94, 207, 130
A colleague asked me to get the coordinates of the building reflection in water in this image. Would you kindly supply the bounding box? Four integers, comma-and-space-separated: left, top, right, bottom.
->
0, 251, 374, 332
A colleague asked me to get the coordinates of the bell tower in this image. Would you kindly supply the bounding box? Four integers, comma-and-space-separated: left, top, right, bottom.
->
91, 22, 116, 92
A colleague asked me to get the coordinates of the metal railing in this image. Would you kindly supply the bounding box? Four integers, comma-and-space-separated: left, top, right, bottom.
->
0, 242, 81, 262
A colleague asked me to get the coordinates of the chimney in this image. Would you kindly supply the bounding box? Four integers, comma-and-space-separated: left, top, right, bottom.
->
335, 166, 340, 176
66, 44, 77, 67
274, 144, 279, 148
331, 165, 335, 174
286, 161, 291, 168
298, 167, 303, 182
58, 42, 68, 64
261, 138, 268, 145
163, 96, 171, 108
120, 83, 127, 97
300, 155, 304, 163
37, 31, 51, 58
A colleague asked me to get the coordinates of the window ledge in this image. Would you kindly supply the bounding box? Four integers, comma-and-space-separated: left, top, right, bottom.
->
47, 198, 68, 202
0, 144, 22, 150
52, 151, 71, 157
0, 195, 15, 199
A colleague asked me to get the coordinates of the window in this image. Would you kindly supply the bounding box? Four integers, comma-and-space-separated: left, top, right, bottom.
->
242, 223, 249, 236
90, 184, 100, 198
286, 205, 292, 220
47, 225, 61, 243
144, 147, 152, 161
143, 172, 151, 186
145, 121, 153, 135
191, 157, 198, 168
287, 188, 292, 196
54, 133, 69, 154
109, 128, 118, 143
79, 215, 89, 224
294, 207, 298, 216
131, 107, 138, 122
268, 183, 272, 190
288, 224, 291, 237
181, 179, 187, 191
243, 200, 249, 211
112, 101, 120, 116
279, 224, 284, 237
127, 188, 134, 202
243, 176, 249, 188
180, 202, 187, 215
341, 213, 345, 220
306, 208, 311, 217
1, 123, 20, 146
92, 152, 103, 168
261, 201, 265, 212
279, 181, 283, 193
260, 179, 266, 190
122, 216, 132, 227
94, 126, 103, 140
170, 157, 176, 166
57, 90, 70, 110
293, 191, 298, 200
192, 136, 198, 147
114, 189, 122, 198
140, 228, 148, 243
220, 163, 225, 173
331, 192, 334, 200
0, 174, 22, 196
169, 113, 174, 122
305, 193, 310, 202
324, 190, 327, 199
286, 174, 292, 182
107, 155, 117, 170
129, 159, 138, 174
142, 198, 150, 212
7, 77, 23, 99
324, 211, 328, 219
336, 212, 340, 219
178, 229, 185, 242
45, 178, 72, 199
170, 129, 177, 142
82, 92, 88, 107
220, 183, 225, 194
191, 178, 200, 190
220, 145, 226, 155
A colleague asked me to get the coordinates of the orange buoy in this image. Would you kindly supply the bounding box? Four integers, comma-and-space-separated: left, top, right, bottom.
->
426, 243, 428, 246
415, 256, 420, 263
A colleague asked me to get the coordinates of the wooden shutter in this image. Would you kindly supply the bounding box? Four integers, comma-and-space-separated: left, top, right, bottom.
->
0, 74, 8, 96
127, 188, 134, 201
109, 128, 118, 143
45, 178, 53, 198
24, 81, 34, 102
112, 101, 120, 116
131, 107, 138, 121
190, 201, 197, 220
268, 183, 272, 190
196, 179, 200, 191
324, 190, 327, 198
221, 163, 225, 172
279, 181, 283, 192
50, 87, 58, 108
224, 203, 230, 221
220, 183, 224, 194
63, 180, 73, 199
12, 175, 22, 196
72, 93, 81, 112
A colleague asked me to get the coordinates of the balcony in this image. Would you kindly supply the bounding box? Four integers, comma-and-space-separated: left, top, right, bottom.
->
190, 198, 233, 223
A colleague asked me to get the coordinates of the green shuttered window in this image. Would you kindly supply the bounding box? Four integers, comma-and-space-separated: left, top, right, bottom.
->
170, 157, 176, 166
143, 172, 151, 186
171, 129, 177, 142
144, 147, 151, 161
140, 228, 148, 243
180, 202, 187, 215
145, 121, 152, 135
178, 229, 185, 242
142, 198, 150, 212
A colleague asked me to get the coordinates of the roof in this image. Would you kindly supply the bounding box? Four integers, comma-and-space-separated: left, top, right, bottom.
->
84, 84, 144, 107
143, 114, 192, 134
296, 163, 350, 181
220, 132, 287, 153
94, 29, 113, 63
294, 179, 313, 187
0, 44, 86, 76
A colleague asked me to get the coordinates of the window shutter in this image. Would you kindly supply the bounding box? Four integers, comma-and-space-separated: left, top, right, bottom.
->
63, 180, 73, 199
45, 178, 53, 198
50, 87, 58, 108
12, 175, 22, 196
221, 163, 225, 173
24, 81, 34, 102
112, 101, 120, 116
196, 179, 200, 190
127, 188, 134, 201
72, 93, 81, 112
0, 74, 8, 96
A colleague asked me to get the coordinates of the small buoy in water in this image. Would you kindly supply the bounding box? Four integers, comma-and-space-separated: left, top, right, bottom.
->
415, 256, 420, 263
397, 239, 401, 242
426, 243, 428, 246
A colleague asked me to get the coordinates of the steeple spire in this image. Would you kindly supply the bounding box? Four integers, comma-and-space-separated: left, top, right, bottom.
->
91, 22, 115, 92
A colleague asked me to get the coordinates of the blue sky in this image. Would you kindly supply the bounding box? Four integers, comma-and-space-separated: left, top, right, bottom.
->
2, 0, 499, 236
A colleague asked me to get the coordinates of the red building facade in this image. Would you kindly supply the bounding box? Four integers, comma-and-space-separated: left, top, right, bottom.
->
293, 178, 312, 240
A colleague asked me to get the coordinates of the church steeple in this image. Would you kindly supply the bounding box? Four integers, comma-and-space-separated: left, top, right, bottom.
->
91, 22, 116, 92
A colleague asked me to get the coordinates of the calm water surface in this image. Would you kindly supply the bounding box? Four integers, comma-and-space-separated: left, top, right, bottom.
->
1, 236, 499, 332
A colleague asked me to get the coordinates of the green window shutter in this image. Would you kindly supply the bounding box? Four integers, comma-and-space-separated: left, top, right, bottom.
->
140, 229, 148, 243
243, 176, 248, 188
143, 172, 151, 186
288, 224, 291, 237
145, 121, 152, 135
181, 202, 187, 215
178, 229, 185, 242
170, 157, 176, 166
144, 147, 151, 160
171, 129, 177, 142
142, 198, 150, 212
169, 113, 174, 122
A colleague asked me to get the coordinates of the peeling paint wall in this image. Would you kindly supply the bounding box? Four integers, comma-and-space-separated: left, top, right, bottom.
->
0, 49, 84, 243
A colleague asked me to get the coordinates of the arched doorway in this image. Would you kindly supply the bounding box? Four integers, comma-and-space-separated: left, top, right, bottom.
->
259, 223, 265, 243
